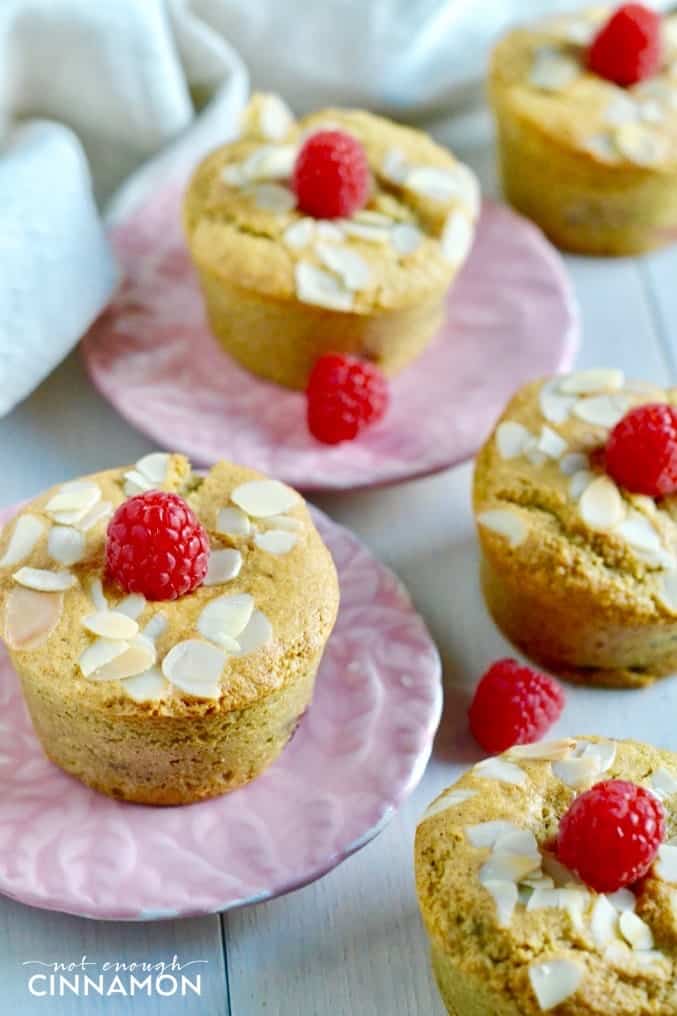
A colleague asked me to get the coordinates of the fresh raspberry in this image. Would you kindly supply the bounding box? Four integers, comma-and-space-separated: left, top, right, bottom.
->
106, 492, 209, 601
292, 130, 370, 219
605, 403, 677, 497
557, 780, 665, 892
306, 354, 389, 444
468, 659, 565, 754
587, 4, 662, 86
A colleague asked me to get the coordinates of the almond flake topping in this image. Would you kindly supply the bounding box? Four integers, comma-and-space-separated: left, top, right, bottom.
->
316, 242, 370, 290
477, 508, 528, 549
341, 220, 391, 244
216, 506, 251, 537
162, 640, 226, 699
197, 593, 254, 647
48, 526, 85, 566
80, 636, 156, 682
656, 571, 677, 613
294, 262, 353, 310
559, 368, 624, 395
121, 667, 170, 703
4, 587, 63, 650
254, 531, 298, 556
421, 788, 477, 821
231, 480, 299, 518
440, 210, 473, 265
474, 757, 526, 786
143, 614, 168, 643
614, 123, 668, 165
45, 482, 101, 525
251, 183, 296, 213
235, 609, 273, 655
82, 611, 139, 640
619, 911, 654, 951
258, 94, 294, 141
479, 853, 540, 884
656, 844, 677, 883
0, 515, 45, 568
77, 500, 113, 532
529, 46, 580, 91
204, 548, 243, 586
381, 148, 409, 185
283, 218, 315, 249
13, 567, 76, 592
537, 425, 568, 460
390, 223, 423, 255
573, 393, 630, 428
116, 593, 147, 619
579, 476, 625, 531
88, 577, 107, 611
560, 453, 588, 476
496, 421, 532, 460
466, 820, 522, 849
650, 766, 677, 800
569, 469, 594, 501
529, 958, 584, 1011
539, 379, 577, 425
263, 514, 302, 532
483, 880, 518, 927
508, 739, 576, 762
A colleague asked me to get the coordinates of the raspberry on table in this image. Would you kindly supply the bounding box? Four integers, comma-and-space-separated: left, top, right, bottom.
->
106, 491, 209, 601
306, 353, 389, 445
605, 403, 677, 497
557, 779, 665, 893
292, 130, 370, 219
587, 3, 662, 86
468, 658, 565, 754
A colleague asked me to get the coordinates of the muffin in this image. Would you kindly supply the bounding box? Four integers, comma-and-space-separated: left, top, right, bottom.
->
473, 368, 677, 688
489, 6, 677, 255
183, 93, 479, 389
415, 735, 677, 1015
0, 453, 339, 804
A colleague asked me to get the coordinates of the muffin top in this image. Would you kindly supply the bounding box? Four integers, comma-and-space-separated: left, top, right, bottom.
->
0, 454, 339, 717
183, 94, 479, 314
416, 736, 677, 1014
474, 369, 677, 628
490, 8, 677, 171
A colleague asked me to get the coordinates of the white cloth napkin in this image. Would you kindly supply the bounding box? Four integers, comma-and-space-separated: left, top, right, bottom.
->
0, 0, 669, 416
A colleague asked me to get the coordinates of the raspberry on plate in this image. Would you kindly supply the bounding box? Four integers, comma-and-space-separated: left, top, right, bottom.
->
468, 658, 565, 754
292, 130, 370, 219
306, 353, 389, 445
587, 3, 662, 87
106, 491, 209, 601
605, 403, 677, 497
557, 779, 665, 893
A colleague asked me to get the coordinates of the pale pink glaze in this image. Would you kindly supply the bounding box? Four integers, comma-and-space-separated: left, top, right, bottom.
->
82, 186, 579, 492
0, 504, 441, 920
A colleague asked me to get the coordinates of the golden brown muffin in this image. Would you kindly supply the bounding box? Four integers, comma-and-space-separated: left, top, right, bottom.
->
183, 93, 479, 388
473, 368, 677, 688
489, 7, 677, 255
0, 453, 339, 804
415, 736, 677, 1015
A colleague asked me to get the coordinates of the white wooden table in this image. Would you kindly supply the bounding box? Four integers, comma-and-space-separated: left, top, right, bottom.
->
1, 117, 676, 1015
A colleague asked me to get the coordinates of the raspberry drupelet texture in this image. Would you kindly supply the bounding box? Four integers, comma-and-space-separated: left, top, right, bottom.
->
557, 779, 665, 893
587, 3, 662, 87
306, 353, 389, 444
292, 130, 370, 219
468, 658, 565, 754
605, 403, 677, 497
106, 491, 210, 601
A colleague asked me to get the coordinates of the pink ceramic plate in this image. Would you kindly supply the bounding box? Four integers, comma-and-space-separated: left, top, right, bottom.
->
0, 503, 441, 921
83, 190, 579, 492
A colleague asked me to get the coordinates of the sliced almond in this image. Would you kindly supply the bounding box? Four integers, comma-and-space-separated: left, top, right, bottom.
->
135, 452, 170, 485
251, 182, 296, 213
539, 379, 576, 425
405, 166, 459, 202
496, 421, 532, 460
569, 469, 594, 501
390, 223, 423, 255
527, 888, 562, 912
421, 788, 477, 821
254, 530, 298, 555
656, 844, 677, 883
294, 261, 353, 310
508, 739, 576, 762
341, 220, 391, 244
79, 638, 129, 677
48, 526, 85, 566
590, 894, 620, 948
573, 393, 630, 428
315, 221, 344, 242
656, 571, 677, 613
283, 218, 315, 249
579, 476, 625, 531
0, 515, 45, 568
619, 910, 654, 950
263, 514, 302, 532
13, 567, 76, 592
241, 145, 298, 182
552, 755, 600, 790
204, 548, 243, 586
258, 94, 294, 141
235, 609, 273, 655
4, 587, 63, 650
121, 667, 170, 703
88, 577, 107, 611
617, 512, 662, 554
116, 593, 147, 619
143, 613, 168, 643
216, 506, 251, 537
381, 148, 409, 185
537, 425, 568, 459
582, 132, 619, 162
559, 453, 588, 476
559, 368, 624, 395
123, 470, 153, 497
231, 480, 299, 518
480, 854, 540, 883
77, 500, 113, 532
529, 958, 583, 1011
316, 243, 370, 291
440, 209, 473, 265
529, 47, 580, 91
614, 123, 668, 165
483, 880, 518, 927
607, 889, 636, 913
162, 639, 226, 699
466, 820, 522, 849
81, 636, 156, 681
473, 757, 526, 786
577, 739, 616, 773
198, 593, 255, 644
45, 482, 100, 519
83, 610, 139, 640
494, 829, 539, 858
541, 851, 582, 888
477, 508, 528, 548
650, 766, 677, 800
